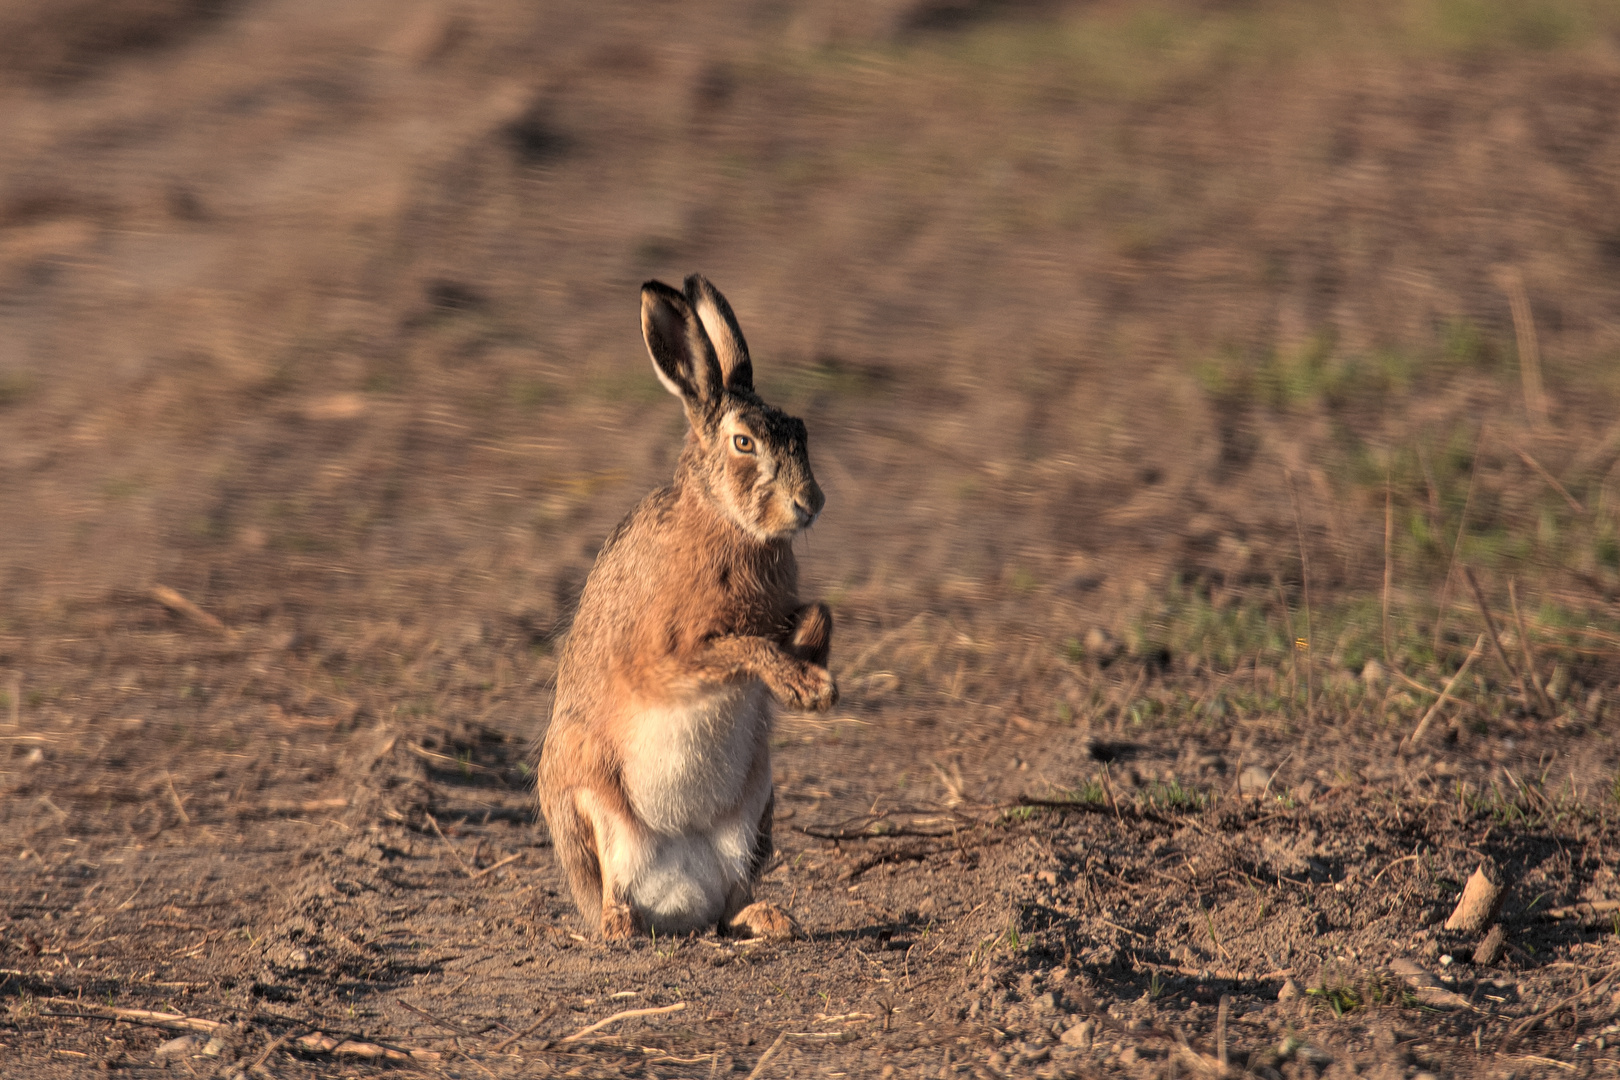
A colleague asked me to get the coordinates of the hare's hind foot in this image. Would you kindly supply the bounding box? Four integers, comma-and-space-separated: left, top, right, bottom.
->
724, 901, 801, 942
601, 901, 639, 941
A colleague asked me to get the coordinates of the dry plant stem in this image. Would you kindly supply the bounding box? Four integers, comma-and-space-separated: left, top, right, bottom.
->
1383, 476, 1394, 664
247, 1030, 305, 1073
148, 585, 230, 636
165, 773, 190, 825
1273, 575, 1297, 706
1288, 473, 1314, 721
1462, 568, 1537, 716
744, 1032, 842, 1080
469, 852, 523, 879
1432, 426, 1484, 658
399, 999, 466, 1035
1404, 634, 1484, 752
1216, 993, 1230, 1070
1507, 962, 1620, 1039
425, 813, 475, 877
1497, 266, 1548, 426
43, 999, 223, 1034
492, 1006, 560, 1052
1507, 580, 1555, 715
294, 1032, 439, 1063
745, 1032, 791, 1080
558, 1001, 686, 1043
1543, 899, 1620, 920
1512, 445, 1584, 514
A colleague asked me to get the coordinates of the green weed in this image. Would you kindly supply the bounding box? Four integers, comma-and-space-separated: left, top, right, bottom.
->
1142, 779, 1208, 812
1307, 982, 1362, 1017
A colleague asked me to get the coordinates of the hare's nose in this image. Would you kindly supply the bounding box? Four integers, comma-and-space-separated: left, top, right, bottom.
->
794, 479, 825, 527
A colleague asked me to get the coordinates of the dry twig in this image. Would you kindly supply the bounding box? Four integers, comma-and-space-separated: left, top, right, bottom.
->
43, 1000, 222, 1034
1402, 635, 1484, 752
1508, 580, 1555, 715
425, 813, 475, 877
558, 1001, 686, 1043
1496, 266, 1548, 426
744, 1031, 844, 1080
492, 1006, 560, 1052
469, 852, 523, 879
295, 1031, 441, 1063
1463, 568, 1540, 716
148, 585, 230, 636
1511, 445, 1584, 514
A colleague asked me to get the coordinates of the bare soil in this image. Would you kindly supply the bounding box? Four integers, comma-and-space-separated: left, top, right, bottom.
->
4, 1, 1620, 1078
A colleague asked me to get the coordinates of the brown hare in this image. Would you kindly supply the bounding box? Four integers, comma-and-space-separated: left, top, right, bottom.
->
537, 275, 837, 941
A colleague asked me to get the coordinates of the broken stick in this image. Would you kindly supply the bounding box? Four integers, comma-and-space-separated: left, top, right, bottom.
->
1445, 860, 1506, 935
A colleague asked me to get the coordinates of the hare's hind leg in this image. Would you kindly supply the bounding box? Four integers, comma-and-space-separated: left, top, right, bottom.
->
571, 787, 650, 940
539, 785, 605, 930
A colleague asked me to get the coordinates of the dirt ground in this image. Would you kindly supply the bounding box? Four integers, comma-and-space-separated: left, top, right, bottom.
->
4, 1, 1620, 1077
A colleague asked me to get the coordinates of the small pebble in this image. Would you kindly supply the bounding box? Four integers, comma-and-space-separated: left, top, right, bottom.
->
1061, 1021, 1094, 1050
1238, 765, 1273, 797
1278, 979, 1301, 1002
153, 1035, 199, 1059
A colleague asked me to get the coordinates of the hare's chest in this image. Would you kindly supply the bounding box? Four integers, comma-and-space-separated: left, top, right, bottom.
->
620, 683, 771, 835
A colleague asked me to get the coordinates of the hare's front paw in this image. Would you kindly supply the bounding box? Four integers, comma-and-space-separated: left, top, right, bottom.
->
776, 662, 838, 712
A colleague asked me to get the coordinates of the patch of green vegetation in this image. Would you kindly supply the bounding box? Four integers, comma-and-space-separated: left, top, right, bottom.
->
585, 367, 668, 405
1310, 971, 1419, 1017
1307, 981, 1362, 1017
0, 371, 34, 407
792, 0, 1620, 121
1411, 0, 1599, 52
761, 356, 890, 406
1141, 779, 1208, 812
507, 377, 551, 410
1130, 578, 1291, 672
1195, 321, 1503, 421
1048, 778, 1108, 807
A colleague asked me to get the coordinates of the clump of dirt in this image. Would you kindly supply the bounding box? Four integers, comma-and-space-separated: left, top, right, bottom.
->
3, 706, 1617, 1077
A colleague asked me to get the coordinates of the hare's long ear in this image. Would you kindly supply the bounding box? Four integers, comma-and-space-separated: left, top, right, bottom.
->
684, 274, 753, 395
641, 280, 724, 419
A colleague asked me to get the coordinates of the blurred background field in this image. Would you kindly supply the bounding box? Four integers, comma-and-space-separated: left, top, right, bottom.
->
4, 2, 1620, 1076
4, 0, 1620, 770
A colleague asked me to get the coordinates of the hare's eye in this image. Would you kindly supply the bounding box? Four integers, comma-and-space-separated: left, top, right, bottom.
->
732, 434, 755, 454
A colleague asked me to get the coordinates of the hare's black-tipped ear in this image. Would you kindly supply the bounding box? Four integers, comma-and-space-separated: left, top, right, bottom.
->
641, 280, 724, 412
684, 274, 753, 395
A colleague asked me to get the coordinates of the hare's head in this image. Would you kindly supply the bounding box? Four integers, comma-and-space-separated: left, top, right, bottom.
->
641, 275, 824, 543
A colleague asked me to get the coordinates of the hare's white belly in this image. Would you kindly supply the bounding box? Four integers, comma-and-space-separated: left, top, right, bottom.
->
621, 682, 771, 834
614, 682, 772, 932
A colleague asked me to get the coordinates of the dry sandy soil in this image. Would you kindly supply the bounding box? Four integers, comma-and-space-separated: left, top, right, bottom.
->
4, 1, 1620, 1077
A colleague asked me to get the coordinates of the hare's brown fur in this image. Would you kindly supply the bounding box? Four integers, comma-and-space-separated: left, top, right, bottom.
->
537, 275, 833, 939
